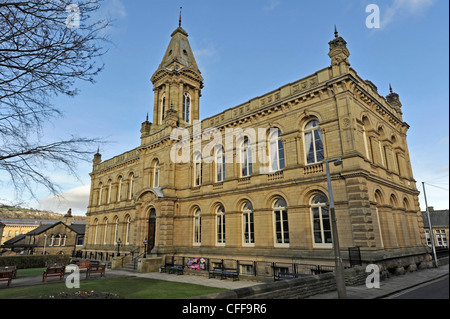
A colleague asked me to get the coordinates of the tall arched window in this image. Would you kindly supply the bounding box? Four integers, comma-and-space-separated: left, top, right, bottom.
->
55, 234, 61, 246
61, 235, 67, 247
49, 235, 55, 246
304, 119, 324, 164
153, 160, 160, 188
97, 182, 103, 206
113, 216, 119, 243
125, 215, 131, 245
93, 219, 99, 245
273, 198, 289, 246
107, 179, 112, 204
161, 94, 166, 123
269, 128, 285, 171
241, 137, 253, 177
183, 92, 191, 123
128, 173, 135, 199
117, 176, 123, 202
193, 207, 201, 245
242, 201, 254, 246
311, 194, 332, 247
216, 205, 226, 245
216, 147, 226, 182
194, 153, 202, 186
103, 218, 108, 245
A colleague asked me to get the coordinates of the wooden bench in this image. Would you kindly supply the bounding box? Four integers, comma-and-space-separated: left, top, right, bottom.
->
275, 272, 309, 281
0, 266, 17, 279
167, 264, 184, 275
209, 267, 239, 281
76, 261, 92, 272
0, 270, 15, 287
161, 263, 184, 275
86, 264, 106, 278
43, 265, 65, 282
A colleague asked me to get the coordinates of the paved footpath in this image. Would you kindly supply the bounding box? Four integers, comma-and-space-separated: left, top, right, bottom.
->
1, 268, 259, 290
306, 263, 449, 299
2, 264, 448, 299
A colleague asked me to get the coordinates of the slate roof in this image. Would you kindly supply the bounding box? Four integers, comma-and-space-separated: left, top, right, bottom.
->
422, 209, 449, 228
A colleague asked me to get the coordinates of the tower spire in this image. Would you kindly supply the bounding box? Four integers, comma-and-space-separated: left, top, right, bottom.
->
334, 25, 338, 38
179, 6, 182, 27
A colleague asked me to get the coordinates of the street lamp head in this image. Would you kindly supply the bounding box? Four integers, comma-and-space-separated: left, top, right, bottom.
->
143, 238, 148, 245
333, 158, 343, 166
117, 238, 121, 245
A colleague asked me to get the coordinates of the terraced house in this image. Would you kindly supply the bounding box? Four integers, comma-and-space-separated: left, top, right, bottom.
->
82, 22, 429, 272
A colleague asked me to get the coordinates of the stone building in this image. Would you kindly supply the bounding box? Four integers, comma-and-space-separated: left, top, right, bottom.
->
83, 23, 429, 270
1, 210, 85, 256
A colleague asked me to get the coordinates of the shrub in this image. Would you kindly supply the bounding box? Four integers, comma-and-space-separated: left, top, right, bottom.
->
0, 255, 71, 269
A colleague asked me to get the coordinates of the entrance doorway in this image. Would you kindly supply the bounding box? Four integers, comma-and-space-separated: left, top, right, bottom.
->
147, 208, 156, 253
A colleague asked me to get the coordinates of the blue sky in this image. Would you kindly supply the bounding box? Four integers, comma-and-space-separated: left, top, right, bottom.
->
2, 0, 448, 215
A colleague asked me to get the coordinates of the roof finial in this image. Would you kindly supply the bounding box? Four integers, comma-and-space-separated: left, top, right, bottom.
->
179, 6, 182, 27
389, 83, 393, 94
334, 25, 338, 38
146, 112, 149, 122
96, 146, 100, 154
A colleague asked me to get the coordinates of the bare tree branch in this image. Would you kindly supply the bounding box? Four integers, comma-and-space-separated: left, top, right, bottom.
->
0, 0, 111, 200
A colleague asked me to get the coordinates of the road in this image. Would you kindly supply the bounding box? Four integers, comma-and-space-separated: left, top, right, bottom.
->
389, 276, 449, 299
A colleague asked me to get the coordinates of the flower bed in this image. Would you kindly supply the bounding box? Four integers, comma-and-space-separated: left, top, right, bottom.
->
39, 290, 122, 299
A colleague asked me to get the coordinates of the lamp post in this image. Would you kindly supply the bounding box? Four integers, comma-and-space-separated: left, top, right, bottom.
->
143, 238, 148, 258
325, 158, 347, 299
116, 238, 121, 257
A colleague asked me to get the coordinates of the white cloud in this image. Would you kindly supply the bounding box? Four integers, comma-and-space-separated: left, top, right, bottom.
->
381, 0, 436, 28
39, 185, 90, 216
263, 0, 281, 12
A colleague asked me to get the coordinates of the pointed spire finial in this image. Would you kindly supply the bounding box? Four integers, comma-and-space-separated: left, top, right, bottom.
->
334, 25, 338, 38
97, 146, 100, 154
146, 112, 149, 122
389, 83, 393, 94
179, 6, 182, 27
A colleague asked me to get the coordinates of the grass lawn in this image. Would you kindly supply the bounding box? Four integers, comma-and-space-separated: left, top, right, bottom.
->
0, 276, 226, 299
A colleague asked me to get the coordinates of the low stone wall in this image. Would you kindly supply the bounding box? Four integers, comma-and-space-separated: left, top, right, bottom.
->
192, 256, 437, 299
193, 267, 368, 300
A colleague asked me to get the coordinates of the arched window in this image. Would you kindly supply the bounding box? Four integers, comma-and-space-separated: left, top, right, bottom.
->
93, 219, 99, 245
269, 128, 285, 171
97, 182, 103, 206
242, 201, 254, 245
161, 94, 166, 123
125, 215, 131, 245
117, 176, 123, 202
374, 190, 384, 248
183, 92, 191, 123
193, 207, 201, 245
304, 119, 324, 164
273, 198, 289, 245
194, 153, 202, 186
107, 179, 112, 204
216, 205, 226, 245
54, 234, 61, 246
216, 147, 226, 182
153, 160, 160, 188
311, 194, 332, 247
113, 216, 119, 243
128, 173, 135, 199
103, 218, 108, 244
241, 137, 253, 177
61, 235, 67, 247
49, 235, 55, 246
